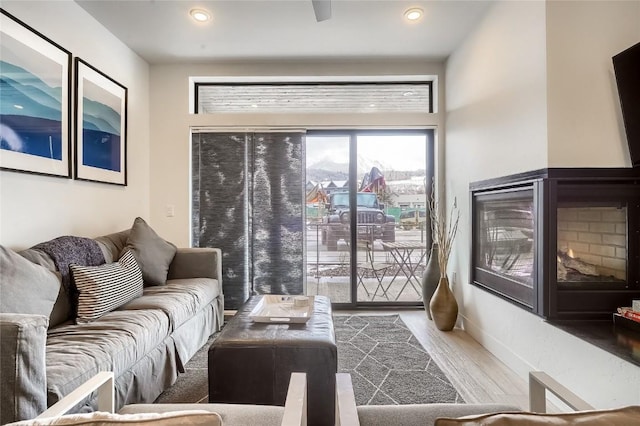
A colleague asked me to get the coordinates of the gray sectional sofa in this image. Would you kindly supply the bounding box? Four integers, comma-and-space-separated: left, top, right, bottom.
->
0, 220, 224, 424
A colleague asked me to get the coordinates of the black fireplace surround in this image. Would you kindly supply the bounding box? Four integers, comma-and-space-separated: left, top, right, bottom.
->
470, 168, 640, 321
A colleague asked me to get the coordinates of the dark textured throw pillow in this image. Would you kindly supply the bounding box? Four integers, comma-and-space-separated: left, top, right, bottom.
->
0, 245, 60, 317
70, 250, 143, 323
123, 217, 176, 286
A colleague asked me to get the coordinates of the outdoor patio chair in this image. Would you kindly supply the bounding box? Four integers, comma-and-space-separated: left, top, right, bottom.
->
356, 239, 392, 300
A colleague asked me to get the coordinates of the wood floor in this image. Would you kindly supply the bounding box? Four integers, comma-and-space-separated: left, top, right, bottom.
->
399, 310, 530, 410
338, 309, 531, 410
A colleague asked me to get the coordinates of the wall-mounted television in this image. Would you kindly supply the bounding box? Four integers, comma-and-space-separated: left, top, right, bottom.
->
613, 42, 640, 168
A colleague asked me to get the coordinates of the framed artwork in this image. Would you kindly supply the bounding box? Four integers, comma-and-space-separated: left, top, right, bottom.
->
74, 58, 127, 186
0, 9, 72, 178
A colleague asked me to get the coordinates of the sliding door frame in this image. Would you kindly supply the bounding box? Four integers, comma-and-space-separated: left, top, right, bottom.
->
306, 128, 435, 310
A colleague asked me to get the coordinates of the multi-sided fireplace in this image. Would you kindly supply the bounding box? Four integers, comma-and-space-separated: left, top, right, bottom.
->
471, 169, 640, 320
471, 42, 640, 324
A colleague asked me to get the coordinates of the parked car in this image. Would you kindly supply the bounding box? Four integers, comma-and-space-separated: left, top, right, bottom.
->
399, 209, 427, 230
321, 192, 395, 251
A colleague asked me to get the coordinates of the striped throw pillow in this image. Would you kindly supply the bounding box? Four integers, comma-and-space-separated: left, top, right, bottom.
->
70, 250, 143, 324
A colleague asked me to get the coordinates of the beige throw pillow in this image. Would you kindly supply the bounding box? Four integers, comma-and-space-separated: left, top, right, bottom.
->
122, 217, 176, 286
6, 410, 222, 425
435, 405, 640, 426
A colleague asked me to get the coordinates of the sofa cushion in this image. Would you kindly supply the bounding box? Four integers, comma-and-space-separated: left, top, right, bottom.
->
358, 404, 521, 426
18, 249, 70, 328
434, 406, 640, 426
121, 403, 285, 426
94, 229, 130, 264
70, 251, 143, 324
1, 245, 60, 318
118, 278, 220, 330
123, 218, 176, 286
6, 410, 222, 425
46, 309, 171, 405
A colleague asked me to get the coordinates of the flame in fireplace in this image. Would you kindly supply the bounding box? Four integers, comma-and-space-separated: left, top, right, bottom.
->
557, 248, 576, 264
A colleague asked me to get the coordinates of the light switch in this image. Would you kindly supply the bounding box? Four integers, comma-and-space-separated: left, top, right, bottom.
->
166, 204, 175, 217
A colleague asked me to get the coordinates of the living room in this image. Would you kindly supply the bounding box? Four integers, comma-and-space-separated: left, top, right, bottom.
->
1, 0, 639, 423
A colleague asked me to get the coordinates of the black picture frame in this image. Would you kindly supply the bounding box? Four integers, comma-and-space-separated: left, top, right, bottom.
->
74, 58, 128, 186
0, 8, 72, 178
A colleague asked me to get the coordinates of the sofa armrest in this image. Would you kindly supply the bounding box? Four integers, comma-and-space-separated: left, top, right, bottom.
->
36, 372, 114, 419
167, 247, 222, 282
336, 373, 359, 426
281, 372, 307, 426
0, 314, 49, 424
529, 371, 593, 413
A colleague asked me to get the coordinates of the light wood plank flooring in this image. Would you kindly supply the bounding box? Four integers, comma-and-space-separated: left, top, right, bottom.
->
339, 309, 530, 410
399, 310, 529, 410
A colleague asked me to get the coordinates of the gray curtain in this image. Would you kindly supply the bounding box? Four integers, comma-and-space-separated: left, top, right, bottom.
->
192, 131, 304, 309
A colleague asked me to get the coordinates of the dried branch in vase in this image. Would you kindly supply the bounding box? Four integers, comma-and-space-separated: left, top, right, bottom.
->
428, 183, 460, 277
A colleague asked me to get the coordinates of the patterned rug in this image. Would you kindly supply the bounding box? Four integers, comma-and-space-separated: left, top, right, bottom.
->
334, 314, 463, 405
155, 314, 463, 406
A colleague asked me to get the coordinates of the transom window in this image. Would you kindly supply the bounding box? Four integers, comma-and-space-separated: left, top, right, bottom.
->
195, 80, 433, 114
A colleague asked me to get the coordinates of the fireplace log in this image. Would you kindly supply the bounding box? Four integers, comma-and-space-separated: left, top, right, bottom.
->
557, 261, 568, 281
557, 250, 598, 276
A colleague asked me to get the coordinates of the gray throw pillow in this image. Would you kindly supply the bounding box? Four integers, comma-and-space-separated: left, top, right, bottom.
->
123, 217, 176, 286
0, 245, 60, 317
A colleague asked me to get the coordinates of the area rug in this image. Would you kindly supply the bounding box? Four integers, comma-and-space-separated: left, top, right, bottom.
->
335, 314, 463, 405
155, 315, 463, 405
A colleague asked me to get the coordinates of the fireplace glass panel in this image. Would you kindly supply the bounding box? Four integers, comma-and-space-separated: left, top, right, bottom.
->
557, 205, 627, 284
475, 193, 535, 287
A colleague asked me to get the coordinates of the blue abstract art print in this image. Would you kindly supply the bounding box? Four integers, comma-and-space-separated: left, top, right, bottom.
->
74, 58, 127, 186
0, 9, 71, 177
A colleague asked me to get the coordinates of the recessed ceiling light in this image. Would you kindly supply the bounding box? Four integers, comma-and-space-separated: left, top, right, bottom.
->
403, 91, 414, 97
404, 8, 423, 21
190, 8, 211, 22
251, 104, 258, 108
369, 103, 376, 107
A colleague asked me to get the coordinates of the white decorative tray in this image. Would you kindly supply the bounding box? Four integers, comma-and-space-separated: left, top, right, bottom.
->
249, 295, 314, 323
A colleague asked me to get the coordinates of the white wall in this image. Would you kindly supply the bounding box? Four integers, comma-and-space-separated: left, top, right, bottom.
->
546, 0, 640, 167
149, 60, 445, 246
446, 0, 640, 408
0, 1, 150, 249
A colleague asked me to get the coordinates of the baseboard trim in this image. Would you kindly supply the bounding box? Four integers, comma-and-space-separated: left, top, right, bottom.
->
460, 313, 535, 381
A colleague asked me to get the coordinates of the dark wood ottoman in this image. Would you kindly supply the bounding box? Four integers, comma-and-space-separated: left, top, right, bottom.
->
208, 295, 337, 426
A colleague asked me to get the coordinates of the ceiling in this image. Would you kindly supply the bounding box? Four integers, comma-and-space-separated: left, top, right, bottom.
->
75, 0, 493, 64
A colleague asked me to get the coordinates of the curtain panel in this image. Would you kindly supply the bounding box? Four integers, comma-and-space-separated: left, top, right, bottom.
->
192, 131, 305, 309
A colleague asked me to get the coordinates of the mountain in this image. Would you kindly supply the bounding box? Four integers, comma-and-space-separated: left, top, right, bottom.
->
308, 155, 388, 175
307, 158, 348, 174
306, 155, 423, 183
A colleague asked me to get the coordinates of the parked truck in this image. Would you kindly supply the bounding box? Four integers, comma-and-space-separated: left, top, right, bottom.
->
321, 191, 395, 251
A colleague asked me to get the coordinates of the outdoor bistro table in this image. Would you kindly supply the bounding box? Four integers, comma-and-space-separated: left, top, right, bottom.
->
381, 241, 427, 300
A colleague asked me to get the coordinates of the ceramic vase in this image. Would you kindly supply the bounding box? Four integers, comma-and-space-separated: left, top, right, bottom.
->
429, 276, 458, 331
421, 243, 440, 320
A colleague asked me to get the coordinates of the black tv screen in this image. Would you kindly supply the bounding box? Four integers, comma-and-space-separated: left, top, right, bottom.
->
613, 42, 640, 168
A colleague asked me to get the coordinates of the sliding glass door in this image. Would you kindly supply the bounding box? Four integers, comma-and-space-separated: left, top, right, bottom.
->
305, 129, 434, 307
